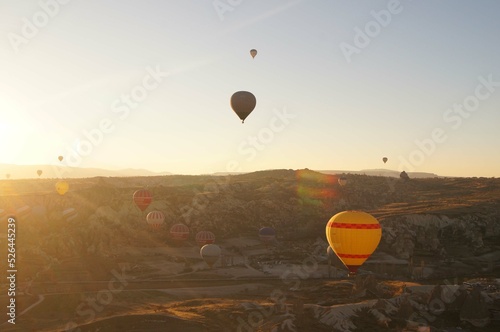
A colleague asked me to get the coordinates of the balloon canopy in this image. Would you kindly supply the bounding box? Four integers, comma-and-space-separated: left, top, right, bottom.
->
230, 91, 256, 123
58, 155, 64, 162
200, 244, 221, 268
382, 157, 388, 164
250, 49, 257, 59
259, 227, 276, 244
37, 170, 43, 177
146, 211, 165, 229
196, 231, 216, 247
55, 181, 69, 195
133, 189, 152, 212
62, 207, 78, 221
338, 176, 347, 186
325, 211, 381, 276
170, 223, 190, 241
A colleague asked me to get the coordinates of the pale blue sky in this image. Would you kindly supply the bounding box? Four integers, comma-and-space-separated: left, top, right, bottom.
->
1, 0, 499, 176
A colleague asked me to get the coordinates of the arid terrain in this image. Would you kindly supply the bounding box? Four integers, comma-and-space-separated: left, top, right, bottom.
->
1, 169, 499, 331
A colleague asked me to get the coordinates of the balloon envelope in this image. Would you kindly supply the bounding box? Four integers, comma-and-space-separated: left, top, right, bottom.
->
200, 244, 221, 267
37, 170, 42, 177
196, 231, 216, 247
170, 223, 190, 241
325, 211, 381, 276
62, 207, 78, 221
338, 176, 347, 186
259, 227, 276, 244
58, 156, 63, 162
133, 189, 152, 212
55, 181, 69, 195
382, 157, 388, 163
230, 91, 256, 123
146, 211, 165, 229
250, 49, 257, 59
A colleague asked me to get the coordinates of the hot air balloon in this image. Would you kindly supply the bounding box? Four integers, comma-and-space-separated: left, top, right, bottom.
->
259, 227, 276, 245
15, 205, 31, 218
55, 181, 69, 195
37, 169, 43, 177
62, 207, 78, 221
250, 49, 257, 59
200, 244, 221, 268
338, 176, 347, 186
170, 223, 190, 241
5, 174, 10, 179
400, 171, 410, 181
382, 157, 388, 164
133, 189, 152, 212
58, 156, 63, 162
196, 231, 216, 247
146, 211, 165, 229
325, 211, 381, 276
230, 91, 256, 123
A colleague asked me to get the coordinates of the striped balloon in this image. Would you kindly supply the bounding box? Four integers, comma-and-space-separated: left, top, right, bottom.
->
62, 207, 78, 221
133, 189, 152, 212
325, 210, 381, 276
195, 231, 215, 246
170, 223, 190, 241
146, 211, 165, 229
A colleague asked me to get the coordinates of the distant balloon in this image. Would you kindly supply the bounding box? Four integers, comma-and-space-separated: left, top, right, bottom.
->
58, 156, 63, 162
62, 207, 78, 221
146, 211, 165, 229
5, 173, 10, 179
338, 176, 347, 186
250, 49, 257, 59
15, 205, 31, 218
37, 170, 43, 177
170, 223, 190, 241
259, 227, 276, 245
325, 211, 381, 276
382, 157, 388, 164
400, 171, 410, 180
230, 91, 256, 123
55, 181, 69, 195
200, 244, 221, 268
133, 189, 152, 212
196, 231, 216, 247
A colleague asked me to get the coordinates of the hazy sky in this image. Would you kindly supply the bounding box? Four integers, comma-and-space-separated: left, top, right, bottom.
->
1, 0, 499, 176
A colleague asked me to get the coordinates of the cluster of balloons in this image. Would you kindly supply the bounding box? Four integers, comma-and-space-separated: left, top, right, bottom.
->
229, 49, 258, 123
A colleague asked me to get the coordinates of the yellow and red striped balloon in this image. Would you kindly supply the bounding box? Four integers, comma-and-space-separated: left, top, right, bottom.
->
325, 211, 382, 276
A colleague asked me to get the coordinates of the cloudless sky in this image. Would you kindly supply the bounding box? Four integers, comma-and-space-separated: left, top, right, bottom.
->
1, 0, 499, 177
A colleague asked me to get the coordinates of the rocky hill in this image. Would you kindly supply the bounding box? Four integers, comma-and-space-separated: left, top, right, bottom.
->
1, 169, 499, 281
